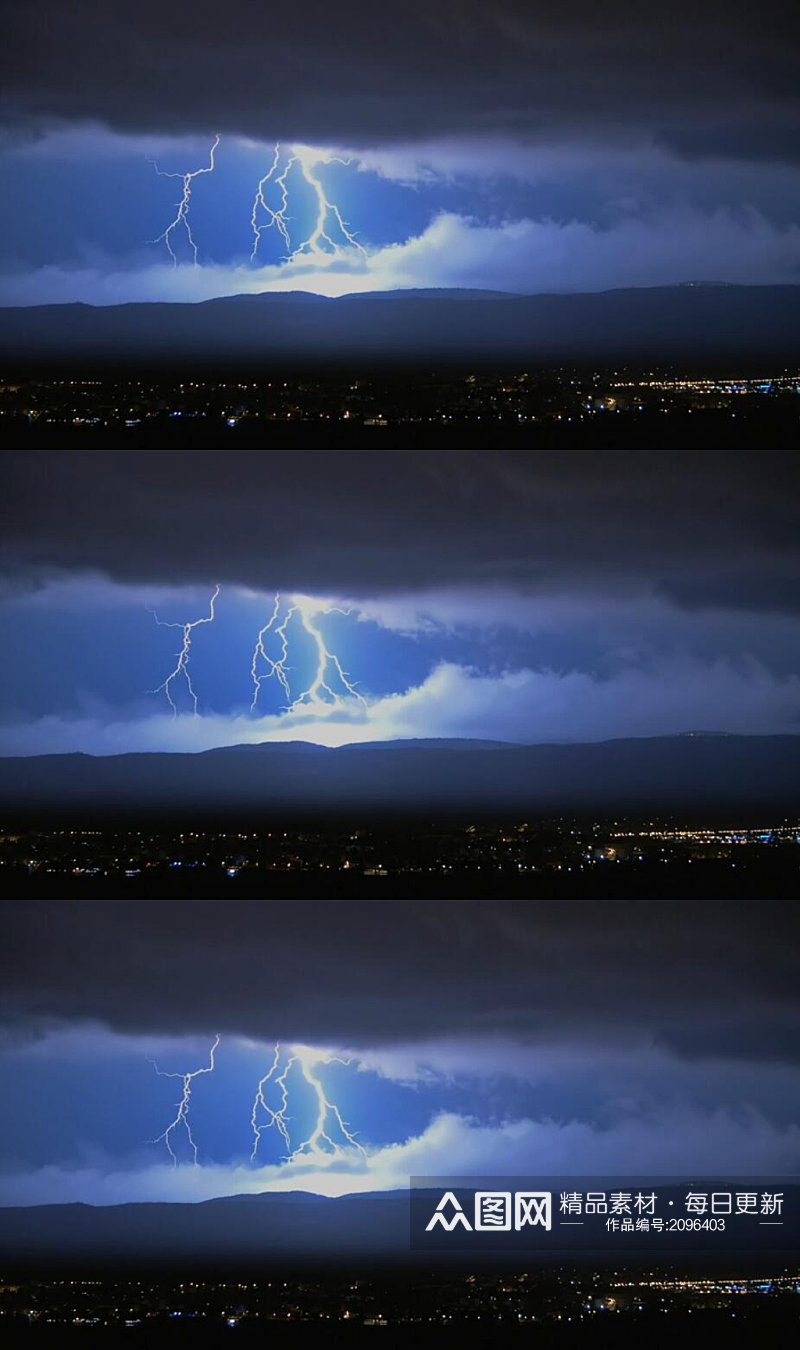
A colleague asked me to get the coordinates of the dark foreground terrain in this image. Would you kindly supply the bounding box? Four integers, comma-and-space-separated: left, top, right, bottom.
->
2, 735, 799, 822
2, 285, 800, 369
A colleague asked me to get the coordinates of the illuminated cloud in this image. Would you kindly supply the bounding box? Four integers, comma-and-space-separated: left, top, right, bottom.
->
1, 1108, 797, 1206
2, 440, 800, 756
2, 6, 800, 300
2, 894, 797, 1205
3, 205, 800, 305
1, 655, 798, 755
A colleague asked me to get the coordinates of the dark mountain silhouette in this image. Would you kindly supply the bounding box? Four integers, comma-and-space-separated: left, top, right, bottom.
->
1, 734, 799, 818
0, 1190, 413, 1267
2, 284, 800, 365
0, 1182, 791, 1269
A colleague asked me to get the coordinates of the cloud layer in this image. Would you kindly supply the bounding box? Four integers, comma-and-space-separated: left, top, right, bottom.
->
4, 206, 800, 306
4, 3, 800, 155
3, 1107, 798, 1206
3, 897, 796, 1051
5, 447, 800, 605
2, 655, 799, 756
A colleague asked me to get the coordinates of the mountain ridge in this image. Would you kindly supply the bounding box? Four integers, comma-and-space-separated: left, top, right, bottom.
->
1, 733, 798, 816
3, 284, 799, 364
0, 1188, 417, 1266
2, 281, 794, 314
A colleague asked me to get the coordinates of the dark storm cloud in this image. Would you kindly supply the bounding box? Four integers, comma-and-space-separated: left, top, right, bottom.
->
2, 446, 800, 610
657, 572, 800, 616
2, 1, 799, 157
657, 123, 800, 167
1, 897, 798, 1060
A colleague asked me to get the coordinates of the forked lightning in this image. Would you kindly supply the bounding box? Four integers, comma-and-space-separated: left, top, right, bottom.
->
150, 135, 220, 266
150, 585, 220, 716
150, 1035, 221, 1167
250, 1043, 367, 1163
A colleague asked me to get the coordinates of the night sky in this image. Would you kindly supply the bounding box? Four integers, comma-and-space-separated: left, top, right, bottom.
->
2, 447, 800, 754
2, 3, 800, 1221
1, 896, 798, 1205
2, 3, 800, 302
2, 446, 798, 1206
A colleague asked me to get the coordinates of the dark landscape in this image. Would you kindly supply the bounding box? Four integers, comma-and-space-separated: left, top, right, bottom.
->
0, 1187, 796, 1269
1, 735, 798, 820
5, 2, 800, 1338
2, 285, 800, 368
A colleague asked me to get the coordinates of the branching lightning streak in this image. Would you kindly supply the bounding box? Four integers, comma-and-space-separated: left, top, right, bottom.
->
251, 144, 367, 263
287, 598, 367, 712
250, 592, 294, 709
287, 1047, 368, 1163
288, 148, 367, 262
250, 1044, 367, 1164
150, 584, 220, 717
149, 1034, 220, 1167
150, 134, 220, 266
250, 1043, 296, 1159
250, 594, 367, 713
250, 144, 294, 259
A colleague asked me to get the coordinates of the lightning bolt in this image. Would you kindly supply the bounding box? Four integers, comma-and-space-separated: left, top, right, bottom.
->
150, 134, 220, 266
250, 1043, 367, 1164
288, 146, 367, 262
250, 592, 293, 709
250, 594, 367, 714
250, 143, 293, 259
287, 1046, 368, 1163
250, 1043, 294, 1159
149, 1034, 220, 1167
250, 144, 367, 263
150, 584, 220, 717
287, 597, 367, 712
